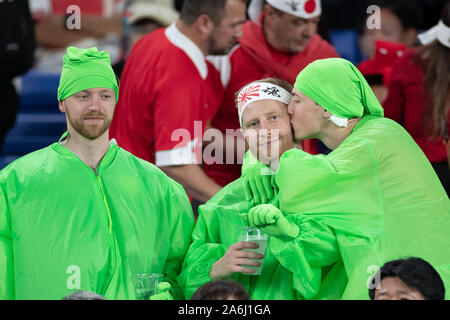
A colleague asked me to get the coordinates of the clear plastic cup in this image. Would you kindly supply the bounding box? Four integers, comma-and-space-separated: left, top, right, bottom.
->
134, 273, 164, 300
238, 227, 268, 275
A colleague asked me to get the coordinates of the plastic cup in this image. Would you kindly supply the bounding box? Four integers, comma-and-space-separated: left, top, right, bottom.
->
238, 227, 268, 275
134, 273, 164, 300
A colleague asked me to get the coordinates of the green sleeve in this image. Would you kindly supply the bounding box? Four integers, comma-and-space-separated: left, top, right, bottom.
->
273, 137, 385, 299
0, 177, 14, 299
176, 205, 227, 300
276, 137, 383, 240
270, 214, 340, 299
162, 180, 196, 300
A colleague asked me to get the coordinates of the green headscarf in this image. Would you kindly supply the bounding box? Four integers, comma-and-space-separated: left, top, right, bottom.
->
294, 58, 384, 119
57, 46, 119, 102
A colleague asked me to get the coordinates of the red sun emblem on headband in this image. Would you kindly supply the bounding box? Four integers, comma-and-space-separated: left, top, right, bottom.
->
238, 84, 261, 112
304, 0, 316, 14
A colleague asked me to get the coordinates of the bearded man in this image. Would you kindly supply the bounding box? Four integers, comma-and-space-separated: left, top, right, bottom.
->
0, 47, 194, 300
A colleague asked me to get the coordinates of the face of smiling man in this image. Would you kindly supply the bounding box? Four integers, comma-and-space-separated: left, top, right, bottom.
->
59, 87, 116, 140
241, 99, 296, 165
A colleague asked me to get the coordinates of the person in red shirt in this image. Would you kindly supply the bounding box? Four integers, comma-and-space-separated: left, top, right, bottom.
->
383, 1, 450, 195
109, 0, 247, 203
357, 40, 406, 104
358, 0, 422, 61
356, 0, 422, 105
204, 0, 339, 187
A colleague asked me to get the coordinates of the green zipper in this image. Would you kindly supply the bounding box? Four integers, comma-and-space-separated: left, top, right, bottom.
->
94, 169, 113, 234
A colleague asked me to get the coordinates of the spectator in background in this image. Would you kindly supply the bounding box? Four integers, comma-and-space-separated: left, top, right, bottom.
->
29, 0, 125, 73
110, 0, 247, 204
383, 1, 450, 196
369, 257, 446, 300
204, 0, 339, 188
358, 0, 422, 60
190, 280, 250, 300
0, 0, 35, 153
357, 40, 406, 104
113, 0, 179, 79
30, 0, 124, 49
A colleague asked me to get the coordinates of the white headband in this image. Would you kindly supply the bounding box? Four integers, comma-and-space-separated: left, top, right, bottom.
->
418, 20, 450, 49
237, 82, 292, 127
248, 0, 321, 22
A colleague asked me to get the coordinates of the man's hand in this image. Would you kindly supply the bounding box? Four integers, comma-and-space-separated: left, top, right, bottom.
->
241, 151, 274, 204
149, 282, 173, 300
210, 242, 264, 280
241, 204, 299, 241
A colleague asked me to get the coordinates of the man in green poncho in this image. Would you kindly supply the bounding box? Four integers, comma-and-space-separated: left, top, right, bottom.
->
240, 58, 450, 299
177, 78, 328, 299
0, 46, 195, 300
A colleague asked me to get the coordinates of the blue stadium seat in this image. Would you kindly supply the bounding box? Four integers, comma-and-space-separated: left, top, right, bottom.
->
6, 113, 66, 137
2, 113, 66, 156
0, 155, 19, 170
18, 70, 60, 113
329, 29, 365, 65
2, 136, 59, 156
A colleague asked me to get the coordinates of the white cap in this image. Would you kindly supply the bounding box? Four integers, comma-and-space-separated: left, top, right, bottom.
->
418, 20, 450, 49
125, 0, 179, 27
248, 0, 321, 22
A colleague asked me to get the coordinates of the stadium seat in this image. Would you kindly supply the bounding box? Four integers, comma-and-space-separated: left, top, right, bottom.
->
0, 155, 19, 170
2, 113, 66, 157
18, 70, 60, 113
329, 29, 365, 65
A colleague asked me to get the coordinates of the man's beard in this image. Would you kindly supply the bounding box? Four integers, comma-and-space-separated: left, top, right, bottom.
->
208, 31, 236, 56
66, 109, 111, 140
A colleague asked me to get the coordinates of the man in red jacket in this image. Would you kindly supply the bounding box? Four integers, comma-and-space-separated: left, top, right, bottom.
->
205, 0, 339, 187
110, 0, 247, 203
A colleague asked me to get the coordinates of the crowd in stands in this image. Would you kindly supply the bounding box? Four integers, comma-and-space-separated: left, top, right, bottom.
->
0, 0, 448, 301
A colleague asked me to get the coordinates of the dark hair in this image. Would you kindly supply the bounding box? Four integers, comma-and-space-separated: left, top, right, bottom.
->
190, 280, 250, 300
368, 257, 446, 300
62, 290, 106, 300
180, 0, 247, 26
417, 0, 450, 139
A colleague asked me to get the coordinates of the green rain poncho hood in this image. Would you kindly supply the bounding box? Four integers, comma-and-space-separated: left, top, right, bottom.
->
57, 46, 119, 102
294, 58, 384, 119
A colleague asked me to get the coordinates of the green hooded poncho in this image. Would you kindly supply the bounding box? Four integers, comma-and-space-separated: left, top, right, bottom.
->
271, 58, 450, 299
179, 58, 450, 300
0, 137, 194, 299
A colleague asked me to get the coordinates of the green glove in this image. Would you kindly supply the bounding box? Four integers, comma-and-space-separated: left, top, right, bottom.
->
241, 151, 275, 204
241, 204, 299, 241
149, 282, 173, 300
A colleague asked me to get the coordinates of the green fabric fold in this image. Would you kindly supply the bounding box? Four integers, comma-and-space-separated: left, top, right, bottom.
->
294, 58, 384, 118
57, 46, 119, 102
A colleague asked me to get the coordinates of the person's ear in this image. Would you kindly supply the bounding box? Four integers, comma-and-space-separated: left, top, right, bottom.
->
196, 14, 214, 36
59, 100, 66, 113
